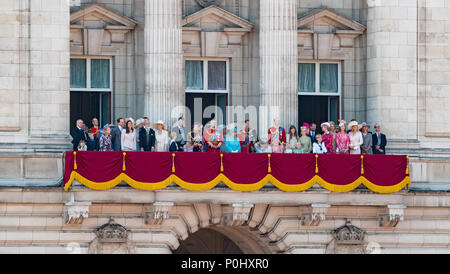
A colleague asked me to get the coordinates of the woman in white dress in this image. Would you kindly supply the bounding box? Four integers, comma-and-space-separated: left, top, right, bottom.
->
154, 120, 169, 152
121, 119, 136, 151
348, 120, 363, 154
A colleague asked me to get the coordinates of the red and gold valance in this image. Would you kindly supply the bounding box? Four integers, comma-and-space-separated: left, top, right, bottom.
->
64, 152, 410, 193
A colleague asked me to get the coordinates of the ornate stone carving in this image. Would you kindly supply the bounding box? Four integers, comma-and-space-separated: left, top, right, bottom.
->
145, 202, 174, 225
228, 203, 254, 226
64, 195, 91, 224
332, 220, 366, 245
70, 4, 137, 56
300, 204, 330, 226
95, 218, 129, 243
89, 218, 136, 254
378, 204, 406, 227
195, 0, 223, 8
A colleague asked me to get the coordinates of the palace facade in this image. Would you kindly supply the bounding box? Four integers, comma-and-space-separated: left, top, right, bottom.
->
0, 0, 450, 254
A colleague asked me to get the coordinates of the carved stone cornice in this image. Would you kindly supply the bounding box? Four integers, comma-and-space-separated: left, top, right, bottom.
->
182, 5, 254, 57
227, 203, 254, 226
64, 196, 91, 224
300, 203, 330, 226
70, 4, 137, 56
378, 204, 406, 227
145, 202, 174, 225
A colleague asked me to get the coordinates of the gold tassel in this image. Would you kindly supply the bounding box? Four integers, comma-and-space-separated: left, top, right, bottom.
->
315, 154, 318, 174
406, 155, 409, 175
172, 153, 176, 173
268, 154, 271, 173
73, 151, 77, 170
361, 155, 364, 175
122, 152, 126, 171
220, 154, 224, 172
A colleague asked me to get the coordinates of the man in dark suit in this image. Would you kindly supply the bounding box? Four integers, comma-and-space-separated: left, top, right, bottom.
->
70, 119, 87, 151
139, 117, 155, 151
309, 123, 317, 143
172, 117, 186, 151
86, 130, 99, 151
111, 117, 125, 151
372, 123, 387, 154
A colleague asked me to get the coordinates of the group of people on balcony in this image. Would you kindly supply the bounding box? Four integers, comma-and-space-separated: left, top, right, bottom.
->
70, 116, 387, 155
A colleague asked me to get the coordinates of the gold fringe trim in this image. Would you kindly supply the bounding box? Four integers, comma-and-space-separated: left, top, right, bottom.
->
64, 171, 411, 194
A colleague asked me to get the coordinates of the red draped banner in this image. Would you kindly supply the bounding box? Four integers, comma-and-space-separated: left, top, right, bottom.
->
64, 152, 410, 193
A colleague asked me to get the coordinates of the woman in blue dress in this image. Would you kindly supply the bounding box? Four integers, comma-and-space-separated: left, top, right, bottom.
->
225, 128, 241, 153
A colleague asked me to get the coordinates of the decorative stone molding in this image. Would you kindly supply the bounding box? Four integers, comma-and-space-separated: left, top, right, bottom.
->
332, 220, 366, 245
95, 218, 129, 243
300, 203, 330, 226
64, 194, 91, 224
182, 5, 254, 57
378, 204, 406, 227
227, 203, 254, 226
70, 4, 137, 56
297, 8, 366, 59
145, 202, 174, 225
89, 218, 136, 254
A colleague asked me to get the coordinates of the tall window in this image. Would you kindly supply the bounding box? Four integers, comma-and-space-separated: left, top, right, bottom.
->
298, 61, 340, 94
298, 61, 341, 124
185, 59, 228, 93
70, 57, 112, 91
70, 57, 112, 128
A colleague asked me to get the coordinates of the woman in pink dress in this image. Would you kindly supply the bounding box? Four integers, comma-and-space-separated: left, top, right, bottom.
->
335, 121, 350, 154
321, 122, 334, 154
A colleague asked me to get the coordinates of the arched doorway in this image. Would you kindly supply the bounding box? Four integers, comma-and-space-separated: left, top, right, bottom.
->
174, 227, 273, 254
174, 228, 243, 254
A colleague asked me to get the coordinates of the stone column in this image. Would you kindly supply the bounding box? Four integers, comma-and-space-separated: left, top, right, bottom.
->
144, 0, 184, 129
366, 1, 418, 141
259, 0, 298, 136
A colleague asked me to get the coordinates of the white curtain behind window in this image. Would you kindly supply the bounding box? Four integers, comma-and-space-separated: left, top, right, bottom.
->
208, 61, 226, 90
298, 63, 315, 92
91, 59, 110, 89
70, 59, 86, 88
185, 60, 204, 90
320, 64, 338, 92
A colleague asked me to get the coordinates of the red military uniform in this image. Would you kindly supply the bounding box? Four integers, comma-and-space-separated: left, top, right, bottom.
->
203, 128, 223, 152
268, 126, 286, 145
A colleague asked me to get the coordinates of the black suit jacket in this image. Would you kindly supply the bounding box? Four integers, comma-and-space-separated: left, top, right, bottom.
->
139, 127, 156, 151
70, 126, 87, 151
86, 137, 100, 151
372, 132, 387, 154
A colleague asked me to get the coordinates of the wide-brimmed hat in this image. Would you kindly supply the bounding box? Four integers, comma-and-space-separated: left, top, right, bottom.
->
361, 122, 370, 128
302, 122, 310, 129
321, 122, 330, 128
348, 121, 362, 130
153, 120, 165, 128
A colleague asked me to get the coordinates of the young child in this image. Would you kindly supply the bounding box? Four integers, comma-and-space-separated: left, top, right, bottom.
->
77, 140, 87, 151
169, 132, 179, 152
292, 142, 303, 154
183, 140, 194, 152
271, 138, 283, 153
255, 137, 272, 153
312, 134, 327, 154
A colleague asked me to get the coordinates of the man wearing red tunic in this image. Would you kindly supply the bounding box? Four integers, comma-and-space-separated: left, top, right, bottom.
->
238, 119, 256, 153
268, 118, 286, 145
203, 120, 222, 152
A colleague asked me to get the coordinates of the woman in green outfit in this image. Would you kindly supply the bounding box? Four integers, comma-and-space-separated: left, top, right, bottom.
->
299, 126, 312, 153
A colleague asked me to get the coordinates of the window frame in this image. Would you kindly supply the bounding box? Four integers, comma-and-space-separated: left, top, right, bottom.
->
70, 56, 113, 93
298, 60, 341, 96
298, 60, 342, 121
185, 58, 229, 94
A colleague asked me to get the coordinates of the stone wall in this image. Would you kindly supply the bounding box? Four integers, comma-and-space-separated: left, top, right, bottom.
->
1, 187, 450, 254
